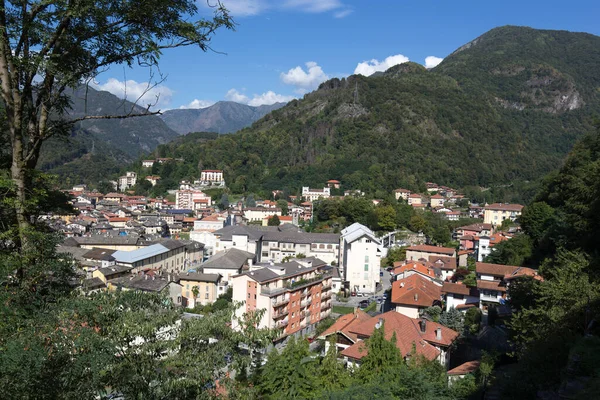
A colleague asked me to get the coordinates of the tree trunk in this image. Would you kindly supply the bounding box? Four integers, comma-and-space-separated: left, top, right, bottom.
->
10, 127, 31, 247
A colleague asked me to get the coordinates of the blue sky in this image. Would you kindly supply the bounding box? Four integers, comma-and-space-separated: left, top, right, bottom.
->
93, 0, 600, 110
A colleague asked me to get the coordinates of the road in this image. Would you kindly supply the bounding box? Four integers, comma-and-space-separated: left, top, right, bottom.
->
332, 269, 394, 313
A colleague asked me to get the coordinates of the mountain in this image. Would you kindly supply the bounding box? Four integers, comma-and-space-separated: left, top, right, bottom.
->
160, 101, 286, 134
149, 26, 600, 197
38, 86, 179, 184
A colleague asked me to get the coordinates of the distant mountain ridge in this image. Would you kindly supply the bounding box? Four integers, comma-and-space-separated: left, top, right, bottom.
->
160, 101, 286, 134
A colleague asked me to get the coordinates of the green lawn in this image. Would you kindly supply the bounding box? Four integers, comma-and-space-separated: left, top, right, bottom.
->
364, 301, 377, 312
332, 305, 354, 315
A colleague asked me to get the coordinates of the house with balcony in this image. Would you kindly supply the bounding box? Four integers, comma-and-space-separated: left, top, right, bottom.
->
339, 223, 381, 294
476, 262, 540, 309
321, 311, 458, 368
301, 186, 331, 201
231, 257, 333, 343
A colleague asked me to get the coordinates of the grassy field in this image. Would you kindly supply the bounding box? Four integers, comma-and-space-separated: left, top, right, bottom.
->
332, 305, 354, 315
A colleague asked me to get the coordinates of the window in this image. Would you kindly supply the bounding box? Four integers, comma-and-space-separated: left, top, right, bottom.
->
327, 244, 332, 249
365, 255, 369, 263
247, 293, 250, 299
186, 284, 189, 289
364, 264, 369, 271
206, 286, 209, 292
205, 293, 209, 299
254, 294, 257, 299
262, 252, 268, 257
292, 312, 295, 317
366, 239, 371, 243
319, 244, 325, 249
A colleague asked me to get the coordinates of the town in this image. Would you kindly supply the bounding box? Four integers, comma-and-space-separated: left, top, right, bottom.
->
49, 168, 533, 388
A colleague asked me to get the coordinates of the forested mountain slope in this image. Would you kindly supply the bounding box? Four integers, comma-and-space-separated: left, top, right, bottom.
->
152, 26, 600, 194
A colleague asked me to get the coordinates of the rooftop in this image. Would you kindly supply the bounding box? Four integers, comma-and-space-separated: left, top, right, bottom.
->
113, 244, 169, 264
391, 274, 442, 307
201, 248, 255, 270
406, 244, 456, 256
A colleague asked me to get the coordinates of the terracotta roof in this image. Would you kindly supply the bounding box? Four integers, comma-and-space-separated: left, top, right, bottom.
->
391, 274, 441, 307
407, 245, 455, 256
484, 203, 524, 212
476, 279, 507, 292
448, 360, 481, 376
394, 188, 411, 193
431, 194, 444, 199
442, 282, 471, 296
476, 262, 520, 277
428, 255, 457, 270
392, 261, 437, 278
318, 309, 371, 342
457, 223, 493, 232
409, 193, 422, 198
456, 303, 478, 310
342, 311, 458, 361
327, 179, 340, 183
504, 267, 542, 281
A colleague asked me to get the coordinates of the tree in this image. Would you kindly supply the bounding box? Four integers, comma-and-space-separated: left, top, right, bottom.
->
246, 195, 256, 207
439, 307, 464, 334
314, 337, 352, 395
375, 205, 397, 232
409, 214, 427, 233
1, 0, 233, 246
464, 307, 482, 334
276, 199, 289, 216
422, 306, 442, 322
520, 201, 556, 244
268, 215, 281, 226
356, 322, 404, 382
219, 193, 230, 209
191, 285, 199, 307
484, 234, 533, 266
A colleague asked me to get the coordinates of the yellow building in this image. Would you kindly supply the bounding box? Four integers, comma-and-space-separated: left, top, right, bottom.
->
483, 203, 524, 227
178, 272, 222, 308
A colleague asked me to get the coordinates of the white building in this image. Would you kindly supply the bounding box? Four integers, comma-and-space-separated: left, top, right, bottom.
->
339, 223, 381, 294
394, 188, 411, 201
441, 282, 480, 312
142, 160, 155, 168
118, 172, 137, 191
301, 186, 331, 201
198, 170, 225, 187
243, 207, 281, 222
175, 189, 212, 210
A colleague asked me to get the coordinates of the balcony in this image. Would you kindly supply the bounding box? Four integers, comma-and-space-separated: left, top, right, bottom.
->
277, 319, 289, 327
302, 309, 311, 317
272, 297, 289, 307
322, 280, 332, 289
273, 310, 289, 319
261, 285, 287, 296
301, 297, 312, 307
321, 302, 331, 311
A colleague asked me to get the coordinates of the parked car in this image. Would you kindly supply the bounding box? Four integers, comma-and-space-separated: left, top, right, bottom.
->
350, 291, 357, 297
356, 292, 364, 297
380, 271, 384, 277
358, 300, 370, 309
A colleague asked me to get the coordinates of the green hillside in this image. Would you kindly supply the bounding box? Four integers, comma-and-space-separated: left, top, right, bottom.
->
148, 26, 600, 196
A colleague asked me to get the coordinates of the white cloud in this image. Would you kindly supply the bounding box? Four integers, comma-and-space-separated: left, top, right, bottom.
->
283, 0, 342, 13
226, 88, 294, 106
225, 88, 250, 104
425, 56, 443, 69
354, 54, 410, 76
179, 99, 215, 109
92, 78, 173, 109
212, 0, 267, 17
248, 91, 295, 106
333, 8, 353, 18
280, 61, 329, 90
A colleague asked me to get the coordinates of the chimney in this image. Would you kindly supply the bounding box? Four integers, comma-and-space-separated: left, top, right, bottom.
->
375, 318, 384, 329
400, 282, 405, 288
435, 327, 442, 340
419, 319, 426, 333
145, 275, 148, 280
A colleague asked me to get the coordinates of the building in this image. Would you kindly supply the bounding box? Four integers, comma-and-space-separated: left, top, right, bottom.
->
142, 160, 155, 168
178, 272, 222, 308
145, 175, 161, 186
476, 262, 540, 309
394, 188, 411, 201
405, 245, 456, 261
407, 194, 422, 205
448, 361, 481, 384
111, 240, 204, 274
339, 223, 381, 294
326, 179, 341, 189
317, 308, 372, 354
441, 282, 480, 312
199, 170, 225, 186
391, 261, 440, 282
118, 171, 137, 191
391, 274, 442, 318
257, 229, 340, 264
483, 203, 524, 227
428, 256, 458, 280
301, 186, 331, 201
193, 214, 226, 233
243, 207, 282, 223
200, 248, 255, 285
430, 194, 445, 208
176, 189, 212, 210
321, 311, 458, 368
110, 274, 183, 306
231, 258, 333, 342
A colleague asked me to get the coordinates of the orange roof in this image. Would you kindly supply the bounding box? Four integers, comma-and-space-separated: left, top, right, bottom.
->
327, 179, 340, 183
341, 311, 458, 361
431, 194, 444, 199
392, 261, 436, 278
476, 262, 520, 277
476, 279, 507, 292
488, 233, 510, 247
108, 217, 130, 222
407, 245, 455, 256
391, 274, 441, 308
484, 203, 524, 212
183, 217, 197, 222
442, 282, 471, 296
448, 360, 481, 376
318, 309, 371, 342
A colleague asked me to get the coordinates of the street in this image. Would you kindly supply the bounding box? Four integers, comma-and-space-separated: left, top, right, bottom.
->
332, 269, 394, 313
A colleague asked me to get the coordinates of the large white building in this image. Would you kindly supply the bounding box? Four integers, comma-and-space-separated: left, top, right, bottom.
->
198, 170, 225, 187
339, 223, 381, 294
301, 186, 331, 201
118, 171, 137, 191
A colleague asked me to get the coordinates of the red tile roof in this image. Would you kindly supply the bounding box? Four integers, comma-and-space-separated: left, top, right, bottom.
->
392, 261, 437, 279
391, 274, 441, 308
318, 309, 371, 342
476, 262, 520, 277
476, 279, 507, 292
341, 311, 458, 361
428, 255, 457, 270
407, 245, 456, 256
442, 282, 471, 296
448, 360, 481, 375
484, 203, 524, 212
